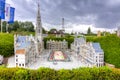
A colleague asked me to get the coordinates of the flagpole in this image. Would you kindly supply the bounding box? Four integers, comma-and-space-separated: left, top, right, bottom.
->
6, 22, 9, 33
1, 19, 2, 33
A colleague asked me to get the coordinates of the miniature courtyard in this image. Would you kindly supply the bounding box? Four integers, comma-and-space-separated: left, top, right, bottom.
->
8, 50, 87, 70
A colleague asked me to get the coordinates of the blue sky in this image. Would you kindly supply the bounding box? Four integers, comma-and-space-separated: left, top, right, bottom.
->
6, 0, 120, 33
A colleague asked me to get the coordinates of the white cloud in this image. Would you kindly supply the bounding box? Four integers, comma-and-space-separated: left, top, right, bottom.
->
6, 0, 118, 33
107, 0, 120, 6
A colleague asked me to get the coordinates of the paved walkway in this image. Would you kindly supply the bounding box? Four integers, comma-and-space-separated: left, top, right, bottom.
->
7, 56, 15, 68
7, 50, 86, 70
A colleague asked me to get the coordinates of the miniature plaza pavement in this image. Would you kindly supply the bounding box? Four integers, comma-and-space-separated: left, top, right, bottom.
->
8, 50, 87, 70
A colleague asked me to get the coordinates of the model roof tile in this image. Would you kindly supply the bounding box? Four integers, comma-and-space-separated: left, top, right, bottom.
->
16, 49, 25, 54
16, 36, 31, 50
92, 43, 103, 53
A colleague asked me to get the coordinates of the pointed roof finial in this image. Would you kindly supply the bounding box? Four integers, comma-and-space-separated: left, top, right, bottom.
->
38, 0, 40, 7
37, 0, 40, 13
36, 0, 42, 38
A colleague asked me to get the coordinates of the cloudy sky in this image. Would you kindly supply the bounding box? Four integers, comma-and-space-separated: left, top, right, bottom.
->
6, 0, 120, 33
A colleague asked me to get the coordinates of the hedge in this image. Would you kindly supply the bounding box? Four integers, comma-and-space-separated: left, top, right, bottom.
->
0, 33, 14, 57
0, 67, 120, 80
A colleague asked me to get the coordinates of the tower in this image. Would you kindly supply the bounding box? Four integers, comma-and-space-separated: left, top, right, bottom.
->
62, 18, 65, 32
61, 18, 65, 36
97, 31, 101, 37
36, 1, 43, 55
117, 27, 120, 37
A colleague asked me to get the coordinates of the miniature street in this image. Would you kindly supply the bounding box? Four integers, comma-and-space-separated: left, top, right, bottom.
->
8, 50, 86, 70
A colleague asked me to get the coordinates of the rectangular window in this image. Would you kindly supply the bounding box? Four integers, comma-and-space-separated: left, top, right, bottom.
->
16, 59, 18, 62
19, 64, 21, 66
22, 64, 24, 66
16, 55, 18, 57
16, 63, 18, 66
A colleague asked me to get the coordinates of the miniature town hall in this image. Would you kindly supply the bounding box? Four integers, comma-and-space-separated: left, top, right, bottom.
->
14, 3, 43, 68
14, 1, 104, 68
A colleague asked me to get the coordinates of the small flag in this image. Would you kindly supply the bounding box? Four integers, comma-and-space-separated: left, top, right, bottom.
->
4, 3, 10, 21
0, 0, 6, 19
8, 7, 15, 24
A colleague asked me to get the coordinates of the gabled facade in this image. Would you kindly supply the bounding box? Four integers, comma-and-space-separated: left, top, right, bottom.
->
14, 1, 43, 68
71, 37, 86, 55
71, 37, 104, 67
14, 35, 36, 68
92, 43, 104, 67
47, 39, 68, 51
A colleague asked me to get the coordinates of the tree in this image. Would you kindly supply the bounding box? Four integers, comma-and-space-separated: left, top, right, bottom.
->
49, 28, 57, 34
71, 31, 74, 35
24, 21, 35, 32
87, 27, 91, 34
8, 21, 35, 32
0, 21, 7, 32
2, 21, 7, 32
12, 21, 20, 31
42, 27, 47, 34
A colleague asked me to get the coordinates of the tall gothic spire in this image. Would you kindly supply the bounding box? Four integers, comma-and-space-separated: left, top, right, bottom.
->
35, 0, 43, 55
36, 1, 42, 40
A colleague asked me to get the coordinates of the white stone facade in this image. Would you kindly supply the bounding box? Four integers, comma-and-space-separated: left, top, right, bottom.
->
0, 55, 3, 64
71, 37, 104, 67
47, 39, 68, 51
117, 27, 120, 37
14, 35, 36, 68
14, 2, 43, 68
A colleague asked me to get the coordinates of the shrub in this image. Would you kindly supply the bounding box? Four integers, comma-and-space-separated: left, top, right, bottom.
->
0, 33, 14, 57
0, 67, 120, 80
13, 68, 29, 80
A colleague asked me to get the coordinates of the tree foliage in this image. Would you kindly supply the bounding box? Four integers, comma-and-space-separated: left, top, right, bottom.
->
8, 21, 35, 32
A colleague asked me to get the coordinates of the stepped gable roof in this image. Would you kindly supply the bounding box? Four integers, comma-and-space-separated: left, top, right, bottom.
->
92, 43, 103, 53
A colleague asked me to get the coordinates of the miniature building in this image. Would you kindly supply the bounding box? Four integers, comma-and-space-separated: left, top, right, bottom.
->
14, 2, 44, 68
49, 29, 64, 38
0, 55, 3, 64
117, 27, 120, 37
92, 43, 104, 67
71, 37, 104, 67
35, 3, 43, 55
97, 31, 101, 37
47, 39, 68, 51
71, 37, 86, 55
14, 35, 36, 68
